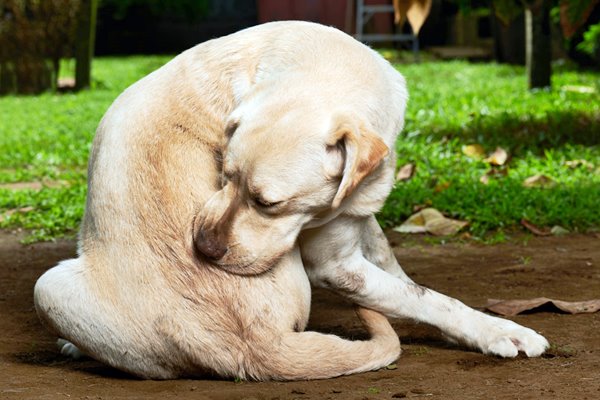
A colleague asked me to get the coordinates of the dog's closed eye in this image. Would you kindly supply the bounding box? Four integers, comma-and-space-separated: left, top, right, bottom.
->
252, 196, 282, 208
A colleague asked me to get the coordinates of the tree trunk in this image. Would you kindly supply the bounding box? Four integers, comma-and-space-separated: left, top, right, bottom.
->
75, 0, 98, 91
525, 0, 552, 89
0, 62, 16, 95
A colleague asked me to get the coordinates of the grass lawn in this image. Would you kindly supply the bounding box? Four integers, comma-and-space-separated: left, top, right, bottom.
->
0, 55, 598, 242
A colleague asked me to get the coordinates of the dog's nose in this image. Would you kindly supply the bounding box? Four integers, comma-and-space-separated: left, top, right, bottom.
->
195, 230, 228, 261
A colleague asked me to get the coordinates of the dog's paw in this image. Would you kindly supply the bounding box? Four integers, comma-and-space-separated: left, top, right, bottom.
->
480, 319, 549, 358
57, 338, 83, 360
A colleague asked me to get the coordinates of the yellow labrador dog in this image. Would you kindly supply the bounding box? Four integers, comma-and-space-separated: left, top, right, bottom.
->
34, 21, 548, 380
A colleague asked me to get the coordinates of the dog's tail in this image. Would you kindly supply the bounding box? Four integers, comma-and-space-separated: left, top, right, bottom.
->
250, 306, 400, 380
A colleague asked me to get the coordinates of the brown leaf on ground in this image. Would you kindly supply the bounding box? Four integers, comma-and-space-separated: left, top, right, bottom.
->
561, 85, 596, 94
0, 180, 68, 190
393, 208, 468, 236
523, 174, 555, 188
434, 181, 450, 192
0, 182, 43, 190
412, 200, 432, 213
396, 163, 415, 181
565, 159, 594, 170
0, 206, 34, 223
484, 147, 508, 166
486, 298, 600, 316
480, 166, 509, 185
550, 225, 569, 236
520, 219, 552, 236
462, 144, 485, 159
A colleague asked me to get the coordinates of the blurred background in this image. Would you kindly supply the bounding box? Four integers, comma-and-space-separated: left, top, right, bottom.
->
0, 1, 598, 242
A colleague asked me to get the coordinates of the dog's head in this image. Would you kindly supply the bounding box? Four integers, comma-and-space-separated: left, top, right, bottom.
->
193, 94, 389, 275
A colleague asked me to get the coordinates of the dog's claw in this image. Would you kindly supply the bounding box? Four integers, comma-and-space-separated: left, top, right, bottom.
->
57, 338, 83, 360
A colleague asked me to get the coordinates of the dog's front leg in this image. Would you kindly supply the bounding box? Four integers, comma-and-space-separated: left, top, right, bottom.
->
359, 216, 412, 282
300, 216, 549, 358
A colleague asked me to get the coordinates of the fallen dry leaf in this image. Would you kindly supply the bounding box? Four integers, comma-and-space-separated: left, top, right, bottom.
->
484, 147, 508, 166
521, 219, 551, 236
0, 180, 68, 190
393, 208, 468, 236
0, 182, 43, 190
412, 200, 432, 213
0, 206, 34, 223
523, 174, 555, 188
480, 166, 509, 185
561, 85, 596, 94
433, 181, 450, 192
461, 144, 485, 159
565, 159, 594, 170
486, 298, 600, 316
550, 225, 569, 236
396, 163, 415, 181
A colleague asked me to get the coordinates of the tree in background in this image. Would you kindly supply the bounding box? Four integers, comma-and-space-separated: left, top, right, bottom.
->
457, 0, 598, 89
75, 0, 99, 90
0, 0, 80, 94
525, 0, 552, 88
494, 0, 598, 89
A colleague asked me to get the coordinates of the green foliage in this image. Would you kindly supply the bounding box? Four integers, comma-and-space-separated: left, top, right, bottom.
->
379, 60, 600, 238
492, 0, 523, 25
458, 0, 598, 38
577, 22, 600, 56
560, 0, 598, 27
0, 57, 598, 241
0, 55, 172, 240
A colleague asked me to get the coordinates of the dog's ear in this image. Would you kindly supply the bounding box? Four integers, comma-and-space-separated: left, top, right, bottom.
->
328, 116, 389, 209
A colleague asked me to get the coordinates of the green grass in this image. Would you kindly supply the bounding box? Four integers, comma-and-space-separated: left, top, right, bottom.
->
0, 56, 172, 241
0, 56, 598, 242
379, 60, 599, 237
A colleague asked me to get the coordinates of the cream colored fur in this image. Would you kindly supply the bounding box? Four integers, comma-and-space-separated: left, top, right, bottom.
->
34, 21, 401, 380
34, 21, 548, 380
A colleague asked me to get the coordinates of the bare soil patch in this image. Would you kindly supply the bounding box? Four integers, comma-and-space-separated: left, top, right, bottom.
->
1, 230, 599, 399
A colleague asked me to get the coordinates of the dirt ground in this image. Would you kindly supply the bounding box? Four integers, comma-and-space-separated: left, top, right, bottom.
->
1, 230, 599, 400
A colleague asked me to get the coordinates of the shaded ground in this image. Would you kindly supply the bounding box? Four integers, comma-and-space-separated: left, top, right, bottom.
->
1, 230, 599, 399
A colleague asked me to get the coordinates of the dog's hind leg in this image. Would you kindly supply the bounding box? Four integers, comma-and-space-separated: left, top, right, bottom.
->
253, 307, 400, 380
34, 258, 96, 345
34, 258, 116, 364
34, 257, 177, 379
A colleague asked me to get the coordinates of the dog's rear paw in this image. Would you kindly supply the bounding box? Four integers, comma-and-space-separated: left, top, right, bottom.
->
482, 320, 549, 358
57, 338, 84, 360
